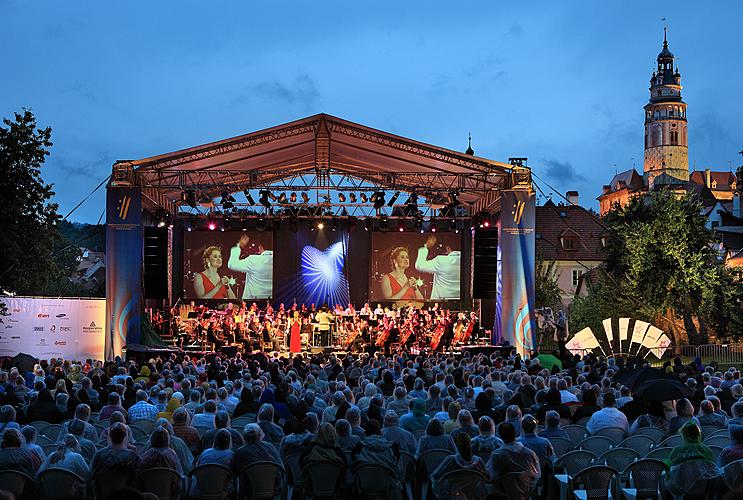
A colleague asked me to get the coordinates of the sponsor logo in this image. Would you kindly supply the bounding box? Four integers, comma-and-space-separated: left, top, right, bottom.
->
54, 341, 67, 346
33, 326, 44, 332
49, 325, 57, 333
56, 313, 67, 318
4, 325, 11, 329
8, 319, 18, 323
37, 313, 49, 318
38, 339, 47, 346
82, 321, 103, 334
10, 336, 19, 340
11, 308, 20, 313
118, 195, 132, 220
512, 199, 526, 225
60, 326, 72, 332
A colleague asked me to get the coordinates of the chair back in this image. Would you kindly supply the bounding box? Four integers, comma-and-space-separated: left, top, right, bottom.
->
644, 447, 672, 461
660, 434, 683, 448
188, 463, 233, 500
597, 447, 640, 474
93, 469, 136, 498
632, 426, 666, 444
29, 421, 50, 435
573, 465, 618, 500
578, 435, 614, 456
593, 426, 626, 445
232, 413, 257, 428
708, 445, 723, 464
138, 467, 182, 500
399, 450, 416, 483
131, 419, 156, 434
701, 425, 722, 439
42, 443, 59, 456
41, 423, 62, 441
562, 424, 587, 443
284, 452, 303, 488
354, 463, 398, 499
438, 468, 489, 499
38, 469, 86, 499
500, 471, 535, 500
130, 424, 149, 440
241, 461, 284, 499
619, 435, 655, 456
194, 425, 212, 436
418, 448, 453, 475
577, 417, 591, 426
704, 435, 730, 447
624, 458, 668, 498
303, 462, 344, 499
548, 436, 573, 457
0, 470, 35, 500
722, 458, 743, 491
555, 450, 596, 477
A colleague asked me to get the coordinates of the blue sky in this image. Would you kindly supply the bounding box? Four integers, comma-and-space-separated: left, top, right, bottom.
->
2, 1, 741, 222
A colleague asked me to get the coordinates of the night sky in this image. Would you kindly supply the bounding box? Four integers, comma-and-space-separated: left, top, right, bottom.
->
2, 1, 741, 222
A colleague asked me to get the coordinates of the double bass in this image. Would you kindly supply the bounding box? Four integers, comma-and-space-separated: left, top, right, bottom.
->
430, 321, 446, 351
376, 318, 391, 347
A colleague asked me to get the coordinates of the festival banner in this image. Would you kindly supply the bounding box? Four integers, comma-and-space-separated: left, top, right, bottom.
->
105, 187, 142, 360
495, 189, 536, 356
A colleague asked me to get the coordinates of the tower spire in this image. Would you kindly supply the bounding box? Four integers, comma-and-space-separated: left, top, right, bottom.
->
465, 133, 474, 155
663, 26, 667, 47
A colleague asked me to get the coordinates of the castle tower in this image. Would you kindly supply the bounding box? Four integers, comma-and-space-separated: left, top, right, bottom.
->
643, 29, 689, 188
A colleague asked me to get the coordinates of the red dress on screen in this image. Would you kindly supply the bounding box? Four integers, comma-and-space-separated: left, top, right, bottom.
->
289, 318, 301, 353
200, 272, 227, 299
387, 274, 416, 300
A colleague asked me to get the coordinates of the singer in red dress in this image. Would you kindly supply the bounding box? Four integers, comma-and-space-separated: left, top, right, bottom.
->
289, 310, 302, 353
380, 247, 424, 303
193, 246, 236, 299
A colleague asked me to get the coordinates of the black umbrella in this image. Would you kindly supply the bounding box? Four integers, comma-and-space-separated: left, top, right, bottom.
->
11, 352, 38, 374
614, 367, 676, 391
633, 378, 693, 401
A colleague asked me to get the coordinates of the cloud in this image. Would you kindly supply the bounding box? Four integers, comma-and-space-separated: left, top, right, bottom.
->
505, 23, 524, 38
234, 74, 320, 111
53, 154, 114, 179
541, 158, 587, 184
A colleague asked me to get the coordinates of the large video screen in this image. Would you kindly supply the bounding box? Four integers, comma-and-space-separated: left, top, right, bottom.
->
370, 232, 461, 304
183, 231, 274, 300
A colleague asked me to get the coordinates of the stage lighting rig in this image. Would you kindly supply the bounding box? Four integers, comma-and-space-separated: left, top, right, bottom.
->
317, 221, 325, 230
290, 192, 297, 203
220, 191, 236, 210
387, 191, 400, 207
278, 193, 288, 204
360, 193, 368, 204
349, 193, 357, 203
398, 220, 405, 232
301, 192, 310, 203
259, 190, 272, 208
379, 216, 389, 232
154, 208, 172, 228
338, 193, 346, 203
371, 191, 386, 210
182, 190, 197, 209
331, 218, 338, 232
243, 190, 256, 205
207, 218, 217, 231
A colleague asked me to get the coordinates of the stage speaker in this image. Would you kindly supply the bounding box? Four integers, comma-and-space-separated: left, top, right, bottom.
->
144, 227, 168, 299
473, 227, 498, 299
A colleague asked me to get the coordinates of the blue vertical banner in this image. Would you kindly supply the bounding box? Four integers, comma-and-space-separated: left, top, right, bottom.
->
105, 187, 142, 360
495, 189, 536, 356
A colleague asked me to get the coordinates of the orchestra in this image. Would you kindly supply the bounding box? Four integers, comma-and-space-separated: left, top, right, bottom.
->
163, 300, 484, 355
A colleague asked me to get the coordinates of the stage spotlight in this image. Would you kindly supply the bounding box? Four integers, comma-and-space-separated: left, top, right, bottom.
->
208, 220, 217, 231
372, 191, 386, 210
331, 218, 338, 232
387, 191, 400, 207
259, 190, 271, 208
220, 191, 236, 210
241, 219, 249, 232
243, 189, 256, 205
278, 193, 288, 204
414, 215, 423, 229
338, 193, 346, 203
349, 193, 357, 203
398, 220, 405, 232
290, 192, 297, 203
257, 218, 266, 232
379, 216, 389, 233
154, 208, 171, 228
301, 192, 310, 203
182, 190, 197, 209
360, 193, 368, 204
317, 221, 324, 230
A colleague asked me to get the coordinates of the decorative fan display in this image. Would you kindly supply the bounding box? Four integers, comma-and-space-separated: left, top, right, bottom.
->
566, 317, 671, 359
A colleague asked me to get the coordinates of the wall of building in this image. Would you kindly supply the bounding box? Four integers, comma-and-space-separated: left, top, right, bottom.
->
548, 259, 604, 309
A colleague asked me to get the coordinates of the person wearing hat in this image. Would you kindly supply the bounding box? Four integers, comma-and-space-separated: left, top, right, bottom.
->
399, 398, 430, 433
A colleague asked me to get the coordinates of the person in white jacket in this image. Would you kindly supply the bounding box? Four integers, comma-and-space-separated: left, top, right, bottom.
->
228, 235, 273, 300
415, 235, 461, 300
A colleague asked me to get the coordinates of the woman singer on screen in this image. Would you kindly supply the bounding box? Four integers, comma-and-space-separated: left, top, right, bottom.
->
380, 247, 424, 302
193, 246, 236, 299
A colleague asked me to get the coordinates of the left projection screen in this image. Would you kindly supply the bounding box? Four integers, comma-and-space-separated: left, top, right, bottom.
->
183, 231, 274, 300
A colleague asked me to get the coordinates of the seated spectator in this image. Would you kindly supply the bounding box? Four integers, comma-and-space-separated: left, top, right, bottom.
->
416, 418, 456, 457
172, 407, 201, 456
471, 416, 503, 463
666, 421, 720, 496
279, 418, 313, 459
346, 407, 365, 440
140, 426, 183, 499
65, 418, 97, 460
99, 392, 126, 422
26, 388, 61, 423
128, 389, 158, 422
536, 388, 572, 423
442, 401, 461, 433
382, 411, 416, 455
698, 399, 727, 428
233, 386, 260, 418
0, 405, 20, 434
196, 428, 234, 468
430, 432, 489, 499
156, 396, 182, 423
450, 409, 479, 439
572, 387, 601, 422
539, 410, 570, 441
21, 425, 45, 463
719, 423, 743, 466
668, 398, 700, 436
729, 402, 743, 427
388, 386, 411, 417
0, 428, 41, 476
257, 403, 285, 445
586, 393, 628, 435
91, 422, 140, 476
504, 405, 523, 437
472, 391, 498, 422
351, 420, 401, 500
59, 403, 98, 443
629, 400, 668, 434
399, 398, 430, 433
192, 400, 218, 429
321, 391, 347, 424
201, 411, 244, 452
233, 423, 284, 489
99, 411, 135, 444
488, 422, 540, 496
335, 419, 361, 460
300, 422, 347, 496
38, 434, 91, 482
519, 414, 555, 472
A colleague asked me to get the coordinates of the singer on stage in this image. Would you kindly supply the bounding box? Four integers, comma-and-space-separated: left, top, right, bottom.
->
193, 246, 236, 299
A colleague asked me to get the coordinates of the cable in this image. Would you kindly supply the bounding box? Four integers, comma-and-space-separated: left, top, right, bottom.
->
62, 175, 111, 221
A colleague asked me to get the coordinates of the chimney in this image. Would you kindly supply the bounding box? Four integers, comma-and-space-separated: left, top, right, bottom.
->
734, 193, 742, 219
705, 168, 711, 188
602, 185, 612, 194
566, 191, 579, 206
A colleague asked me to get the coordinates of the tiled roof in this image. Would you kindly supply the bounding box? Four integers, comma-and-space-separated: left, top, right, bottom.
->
690, 170, 737, 191
607, 169, 645, 191
536, 201, 608, 261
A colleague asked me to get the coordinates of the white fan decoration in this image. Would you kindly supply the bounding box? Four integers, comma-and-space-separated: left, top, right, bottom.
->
566, 317, 672, 359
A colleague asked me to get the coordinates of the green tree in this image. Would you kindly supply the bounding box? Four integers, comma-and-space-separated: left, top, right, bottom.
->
534, 252, 563, 312
0, 109, 72, 295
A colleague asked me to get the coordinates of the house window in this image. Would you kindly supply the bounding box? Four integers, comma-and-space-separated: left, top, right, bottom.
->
562, 237, 576, 251
572, 269, 582, 288
711, 221, 720, 229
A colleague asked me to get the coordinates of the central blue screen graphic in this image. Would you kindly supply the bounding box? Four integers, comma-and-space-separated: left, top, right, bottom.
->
299, 240, 350, 306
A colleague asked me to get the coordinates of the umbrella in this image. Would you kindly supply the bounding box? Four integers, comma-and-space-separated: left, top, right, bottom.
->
536, 354, 562, 371
11, 353, 38, 374
633, 378, 693, 402
614, 367, 676, 391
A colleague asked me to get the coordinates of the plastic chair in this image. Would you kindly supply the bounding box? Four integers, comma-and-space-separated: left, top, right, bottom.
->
37, 469, 86, 499
644, 447, 672, 461
240, 461, 285, 500
139, 466, 183, 500
632, 427, 665, 444
42, 443, 59, 456
620, 435, 656, 457
41, 423, 63, 441
283, 452, 303, 500
722, 458, 743, 491
563, 424, 588, 443
594, 427, 627, 445
399, 450, 416, 500
302, 462, 345, 500
598, 447, 640, 478
131, 419, 156, 434
706, 428, 729, 440
703, 435, 730, 448
579, 435, 614, 456
187, 463, 234, 500
500, 471, 537, 500
572, 464, 618, 500
700, 425, 723, 439
354, 463, 399, 500
29, 420, 50, 435
35, 434, 53, 445
232, 414, 257, 428
659, 435, 683, 448
549, 436, 574, 457
418, 449, 453, 500
577, 417, 592, 426
620, 458, 668, 500
438, 468, 490, 499
93, 468, 136, 498
0, 470, 36, 500
130, 424, 149, 440
554, 450, 596, 500
708, 445, 723, 464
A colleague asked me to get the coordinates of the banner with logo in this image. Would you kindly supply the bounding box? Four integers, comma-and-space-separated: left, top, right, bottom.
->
106, 187, 142, 360
0, 297, 106, 360
495, 189, 536, 357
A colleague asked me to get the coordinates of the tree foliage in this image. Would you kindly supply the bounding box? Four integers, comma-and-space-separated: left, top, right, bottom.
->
534, 252, 563, 312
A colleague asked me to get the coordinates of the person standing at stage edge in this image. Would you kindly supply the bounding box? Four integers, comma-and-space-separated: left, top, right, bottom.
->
415, 235, 461, 300
228, 235, 274, 300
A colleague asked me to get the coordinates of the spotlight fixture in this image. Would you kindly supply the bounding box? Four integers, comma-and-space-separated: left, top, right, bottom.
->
331, 218, 338, 232
387, 191, 400, 207
379, 216, 389, 233
154, 208, 172, 228
360, 193, 368, 204
317, 221, 325, 230
398, 220, 405, 232
220, 191, 236, 210
301, 192, 310, 203
447, 191, 461, 208
371, 191, 386, 210
278, 193, 288, 204
338, 193, 346, 203
207, 219, 217, 231
349, 193, 357, 203
182, 190, 197, 209
258, 190, 271, 208
243, 190, 256, 206
290, 192, 297, 203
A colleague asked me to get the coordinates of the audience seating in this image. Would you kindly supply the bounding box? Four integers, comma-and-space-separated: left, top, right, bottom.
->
631, 427, 665, 444
418, 449, 453, 500
549, 436, 574, 457
579, 435, 614, 456
500, 471, 537, 500
37, 469, 86, 499
619, 435, 656, 456
438, 468, 489, 499
722, 458, 743, 492
240, 461, 285, 500
594, 426, 627, 445
283, 452, 304, 500
555, 450, 596, 500
659, 435, 683, 448
572, 465, 618, 500
619, 458, 668, 500
644, 447, 672, 461
187, 463, 234, 500
399, 450, 416, 500
302, 462, 345, 500
354, 463, 399, 500
597, 447, 640, 478
563, 424, 588, 443
138, 466, 183, 500
703, 435, 730, 448
0, 470, 36, 500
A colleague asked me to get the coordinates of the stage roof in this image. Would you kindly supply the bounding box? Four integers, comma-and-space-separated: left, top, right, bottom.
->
115, 113, 529, 214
